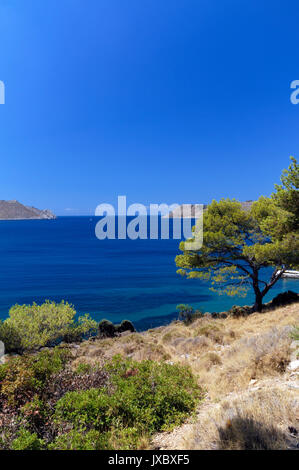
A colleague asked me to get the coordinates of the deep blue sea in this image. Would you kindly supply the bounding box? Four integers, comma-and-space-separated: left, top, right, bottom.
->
0, 217, 297, 330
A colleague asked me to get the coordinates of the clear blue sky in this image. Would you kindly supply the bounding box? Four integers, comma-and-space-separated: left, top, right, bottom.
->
0, 0, 299, 215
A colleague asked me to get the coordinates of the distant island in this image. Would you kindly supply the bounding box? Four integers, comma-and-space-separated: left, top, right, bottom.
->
164, 200, 253, 218
0, 200, 56, 220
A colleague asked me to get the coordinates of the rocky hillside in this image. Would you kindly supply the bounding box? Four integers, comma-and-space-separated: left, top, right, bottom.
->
0, 200, 56, 220
72, 302, 299, 450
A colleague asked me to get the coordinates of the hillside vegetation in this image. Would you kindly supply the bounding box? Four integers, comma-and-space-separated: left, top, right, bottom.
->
73, 302, 299, 450
0, 300, 298, 450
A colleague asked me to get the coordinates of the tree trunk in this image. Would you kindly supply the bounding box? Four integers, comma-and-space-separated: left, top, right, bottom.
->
252, 267, 285, 312
252, 268, 263, 312
253, 291, 263, 312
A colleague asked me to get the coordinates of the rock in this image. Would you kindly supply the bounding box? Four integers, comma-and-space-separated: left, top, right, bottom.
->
180, 354, 190, 359
290, 372, 299, 378
270, 291, 299, 308
287, 383, 299, 390
288, 360, 299, 371
249, 386, 261, 392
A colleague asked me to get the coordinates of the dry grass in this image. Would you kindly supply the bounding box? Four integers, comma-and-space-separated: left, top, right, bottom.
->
189, 386, 299, 450
73, 303, 298, 398
70, 302, 298, 450
196, 326, 292, 398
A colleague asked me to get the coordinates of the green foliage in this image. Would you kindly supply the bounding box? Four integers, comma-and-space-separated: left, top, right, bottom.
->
252, 157, 299, 271
0, 301, 97, 352
176, 304, 203, 324
0, 348, 69, 405
11, 429, 45, 450
98, 319, 116, 337
49, 427, 142, 450
250, 196, 291, 242
63, 314, 98, 343
75, 362, 93, 374
116, 319, 136, 334
98, 319, 136, 338
48, 429, 110, 450
0, 349, 201, 450
54, 356, 201, 441
177, 199, 259, 294
291, 326, 299, 341
273, 156, 299, 233
176, 196, 298, 311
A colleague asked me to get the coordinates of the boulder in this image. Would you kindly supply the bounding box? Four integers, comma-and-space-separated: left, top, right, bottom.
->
288, 360, 299, 371
270, 291, 299, 308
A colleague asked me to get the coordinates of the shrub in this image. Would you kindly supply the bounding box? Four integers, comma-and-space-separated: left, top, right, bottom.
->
0, 351, 201, 450
176, 304, 203, 325
98, 319, 136, 338
49, 427, 142, 450
206, 352, 222, 366
11, 429, 45, 450
116, 320, 136, 334
0, 321, 23, 353
98, 319, 116, 338
44, 367, 110, 405
63, 314, 98, 343
19, 395, 49, 434
0, 301, 97, 352
48, 429, 109, 450
227, 305, 252, 317
0, 348, 69, 405
54, 356, 202, 437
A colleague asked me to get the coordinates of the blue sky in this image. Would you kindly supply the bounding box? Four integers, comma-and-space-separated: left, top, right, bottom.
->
0, 0, 299, 215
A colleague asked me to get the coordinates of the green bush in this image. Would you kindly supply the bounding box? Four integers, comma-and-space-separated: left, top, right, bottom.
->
0, 321, 22, 352
0, 301, 97, 352
11, 429, 45, 450
0, 348, 69, 405
0, 350, 201, 450
55, 356, 201, 436
49, 427, 141, 450
116, 320, 136, 334
176, 304, 203, 324
63, 314, 98, 343
98, 319, 116, 337
98, 319, 136, 338
48, 429, 109, 450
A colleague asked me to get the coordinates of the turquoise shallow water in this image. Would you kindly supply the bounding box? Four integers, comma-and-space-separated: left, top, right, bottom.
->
0, 216, 297, 330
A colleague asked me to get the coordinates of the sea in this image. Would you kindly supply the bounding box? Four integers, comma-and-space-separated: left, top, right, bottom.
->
0, 216, 297, 330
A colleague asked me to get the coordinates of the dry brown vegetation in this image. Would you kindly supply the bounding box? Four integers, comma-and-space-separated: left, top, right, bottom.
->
71, 302, 299, 450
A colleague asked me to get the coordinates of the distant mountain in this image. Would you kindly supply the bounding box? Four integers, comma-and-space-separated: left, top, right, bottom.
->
0, 200, 56, 220
164, 201, 254, 218
163, 204, 208, 219
240, 200, 254, 211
